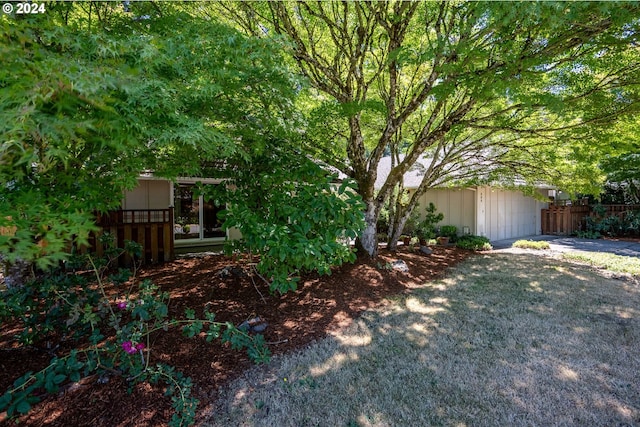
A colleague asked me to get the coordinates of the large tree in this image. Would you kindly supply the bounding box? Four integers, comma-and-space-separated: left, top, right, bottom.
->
216, 1, 640, 256
1, 3, 362, 283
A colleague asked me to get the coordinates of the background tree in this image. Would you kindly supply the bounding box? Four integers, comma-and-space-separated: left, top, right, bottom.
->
216, 1, 640, 255
599, 116, 640, 204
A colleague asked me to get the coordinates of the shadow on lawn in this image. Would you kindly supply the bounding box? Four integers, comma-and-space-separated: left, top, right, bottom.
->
207, 253, 640, 427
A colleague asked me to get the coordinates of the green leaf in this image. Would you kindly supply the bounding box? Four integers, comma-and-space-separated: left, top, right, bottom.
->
0, 392, 11, 410
16, 399, 31, 414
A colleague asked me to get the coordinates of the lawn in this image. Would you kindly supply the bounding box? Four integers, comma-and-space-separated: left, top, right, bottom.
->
206, 253, 640, 426
562, 251, 640, 275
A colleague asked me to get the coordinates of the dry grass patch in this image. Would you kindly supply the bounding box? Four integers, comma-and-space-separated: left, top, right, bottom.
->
204, 254, 640, 427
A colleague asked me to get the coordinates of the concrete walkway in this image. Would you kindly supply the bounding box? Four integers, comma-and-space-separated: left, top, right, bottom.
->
491, 235, 640, 258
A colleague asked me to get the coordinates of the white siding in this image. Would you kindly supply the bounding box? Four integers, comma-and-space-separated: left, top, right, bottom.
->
122, 179, 171, 210
417, 188, 476, 235
480, 186, 547, 240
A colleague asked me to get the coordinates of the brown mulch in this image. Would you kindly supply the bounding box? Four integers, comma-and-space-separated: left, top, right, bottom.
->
0, 246, 471, 426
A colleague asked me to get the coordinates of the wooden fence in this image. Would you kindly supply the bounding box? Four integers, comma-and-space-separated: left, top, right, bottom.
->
541, 205, 590, 235
541, 204, 640, 235
86, 208, 175, 266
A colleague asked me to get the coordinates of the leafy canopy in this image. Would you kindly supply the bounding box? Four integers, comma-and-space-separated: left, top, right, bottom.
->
1, 4, 335, 272
216, 1, 640, 254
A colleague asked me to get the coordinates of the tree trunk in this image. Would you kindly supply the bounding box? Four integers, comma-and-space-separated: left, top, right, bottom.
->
387, 206, 413, 251
387, 181, 428, 251
358, 199, 379, 258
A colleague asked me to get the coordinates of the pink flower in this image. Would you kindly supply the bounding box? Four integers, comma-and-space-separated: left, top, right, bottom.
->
122, 341, 145, 354
117, 301, 127, 310
122, 341, 136, 354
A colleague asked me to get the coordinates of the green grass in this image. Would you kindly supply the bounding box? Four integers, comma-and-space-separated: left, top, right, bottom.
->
205, 254, 640, 426
512, 239, 551, 250
562, 251, 640, 275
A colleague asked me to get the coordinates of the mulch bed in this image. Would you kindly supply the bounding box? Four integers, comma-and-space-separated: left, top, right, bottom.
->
0, 245, 471, 426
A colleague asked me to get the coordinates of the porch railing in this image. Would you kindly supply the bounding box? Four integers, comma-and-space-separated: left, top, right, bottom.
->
87, 208, 174, 265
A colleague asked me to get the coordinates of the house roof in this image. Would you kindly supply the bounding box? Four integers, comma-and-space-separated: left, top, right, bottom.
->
374, 156, 430, 190
374, 155, 554, 191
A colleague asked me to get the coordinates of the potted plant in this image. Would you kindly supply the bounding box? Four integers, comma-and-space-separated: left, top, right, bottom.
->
415, 225, 435, 246
438, 225, 457, 245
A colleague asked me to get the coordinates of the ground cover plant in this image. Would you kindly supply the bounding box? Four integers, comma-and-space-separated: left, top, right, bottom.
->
512, 239, 551, 250
562, 251, 640, 275
0, 240, 271, 427
455, 235, 492, 251
0, 246, 469, 426
208, 253, 640, 426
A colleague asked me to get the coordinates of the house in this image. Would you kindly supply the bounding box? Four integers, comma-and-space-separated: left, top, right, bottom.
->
118, 174, 242, 256
96, 154, 551, 264
375, 156, 552, 241
84, 174, 240, 265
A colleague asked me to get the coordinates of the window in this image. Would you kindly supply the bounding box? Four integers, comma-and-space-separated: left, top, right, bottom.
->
174, 183, 225, 241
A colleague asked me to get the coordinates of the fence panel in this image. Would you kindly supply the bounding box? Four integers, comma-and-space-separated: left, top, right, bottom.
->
541, 204, 640, 236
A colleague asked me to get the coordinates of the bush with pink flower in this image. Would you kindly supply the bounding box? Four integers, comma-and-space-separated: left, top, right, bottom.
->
0, 240, 268, 426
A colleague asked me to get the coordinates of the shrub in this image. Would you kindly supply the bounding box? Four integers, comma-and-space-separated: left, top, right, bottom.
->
403, 209, 422, 236
576, 230, 602, 239
439, 225, 458, 242
0, 241, 268, 426
582, 206, 640, 238
414, 203, 443, 240
623, 210, 640, 236
512, 240, 550, 250
415, 225, 435, 241
214, 155, 365, 294
456, 235, 492, 251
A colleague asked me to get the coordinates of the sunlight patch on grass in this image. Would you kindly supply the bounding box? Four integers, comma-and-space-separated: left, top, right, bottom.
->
405, 296, 448, 315
562, 252, 640, 275
309, 351, 359, 377
332, 321, 372, 347
556, 365, 579, 381
206, 254, 640, 427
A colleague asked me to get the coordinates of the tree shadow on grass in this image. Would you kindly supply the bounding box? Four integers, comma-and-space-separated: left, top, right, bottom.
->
206, 253, 640, 427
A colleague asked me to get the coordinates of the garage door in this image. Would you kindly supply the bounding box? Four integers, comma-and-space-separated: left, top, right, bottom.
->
484, 189, 538, 241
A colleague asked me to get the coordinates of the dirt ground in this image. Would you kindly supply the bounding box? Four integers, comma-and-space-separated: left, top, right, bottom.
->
0, 245, 470, 427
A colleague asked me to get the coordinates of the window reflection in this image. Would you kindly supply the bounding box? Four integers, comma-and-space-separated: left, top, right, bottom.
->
174, 184, 225, 240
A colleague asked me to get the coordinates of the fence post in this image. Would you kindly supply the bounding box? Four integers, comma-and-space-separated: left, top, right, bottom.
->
168, 207, 175, 261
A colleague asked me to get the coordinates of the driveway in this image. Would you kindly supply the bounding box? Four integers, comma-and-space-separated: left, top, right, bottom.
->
491, 235, 640, 257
